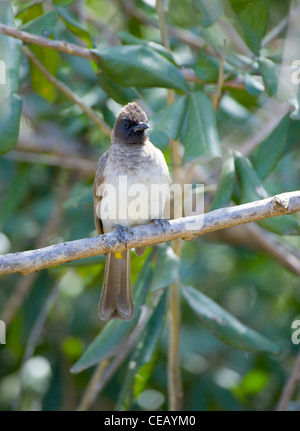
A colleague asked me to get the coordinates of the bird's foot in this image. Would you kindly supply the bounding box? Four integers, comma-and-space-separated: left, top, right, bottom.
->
114, 224, 134, 248
152, 218, 170, 234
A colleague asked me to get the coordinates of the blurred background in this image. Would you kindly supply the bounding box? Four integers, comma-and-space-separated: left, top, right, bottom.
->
0, 0, 300, 411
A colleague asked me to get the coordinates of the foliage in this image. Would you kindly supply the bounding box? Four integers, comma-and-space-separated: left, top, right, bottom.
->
0, 0, 300, 412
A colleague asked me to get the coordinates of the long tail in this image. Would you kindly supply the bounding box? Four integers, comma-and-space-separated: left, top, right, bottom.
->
98, 249, 134, 320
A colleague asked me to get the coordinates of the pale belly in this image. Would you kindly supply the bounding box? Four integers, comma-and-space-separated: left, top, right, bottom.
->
98, 163, 170, 232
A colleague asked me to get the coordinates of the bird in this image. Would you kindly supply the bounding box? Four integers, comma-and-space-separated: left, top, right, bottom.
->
93, 102, 171, 321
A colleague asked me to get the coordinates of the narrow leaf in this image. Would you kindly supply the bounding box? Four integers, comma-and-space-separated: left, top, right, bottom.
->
149, 96, 187, 150
116, 291, 167, 410
0, 1, 22, 100
0, 94, 23, 155
210, 152, 235, 210
251, 115, 289, 180
149, 246, 180, 292
93, 45, 188, 91
98, 72, 139, 105
229, 0, 270, 55
20, 11, 57, 37
259, 57, 280, 97
184, 91, 221, 161
118, 31, 175, 64
192, 0, 223, 27
181, 285, 282, 355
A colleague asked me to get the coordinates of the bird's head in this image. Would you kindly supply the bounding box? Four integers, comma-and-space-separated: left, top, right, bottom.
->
112, 102, 149, 145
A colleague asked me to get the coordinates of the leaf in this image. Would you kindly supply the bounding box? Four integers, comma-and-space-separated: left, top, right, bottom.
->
93, 45, 188, 91
228, 0, 270, 55
0, 1, 22, 100
192, 0, 223, 27
29, 45, 60, 101
258, 57, 280, 97
210, 152, 235, 210
194, 54, 236, 83
148, 95, 188, 150
118, 31, 175, 64
116, 291, 167, 410
20, 11, 57, 38
98, 72, 139, 105
0, 94, 23, 155
149, 246, 180, 292
184, 91, 221, 161
244, 73, 265, 96
251, 115, 290, 180
181, 285, 282, 355
55, 6, 92, 47
71, 255, 154, 373
53, 0, 77, 5
235, 155, 300, 235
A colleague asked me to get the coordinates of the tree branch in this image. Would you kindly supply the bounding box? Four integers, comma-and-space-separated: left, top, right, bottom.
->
0, 23, 98, 61
0, 191, 299, 276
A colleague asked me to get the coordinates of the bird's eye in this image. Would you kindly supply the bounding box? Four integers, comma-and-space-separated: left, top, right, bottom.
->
123, 120, 130, 129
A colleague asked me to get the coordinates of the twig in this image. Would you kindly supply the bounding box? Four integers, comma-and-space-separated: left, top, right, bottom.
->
156, 0, 183, 410
218, 19, 253, 58
76, 359, 110, 411
4, 150, 97, 175
276, 350, 300, 411
212, 39, 227, 111
22, 46, 111, 137
0, 191, 300, 277
0, 23, 98, 61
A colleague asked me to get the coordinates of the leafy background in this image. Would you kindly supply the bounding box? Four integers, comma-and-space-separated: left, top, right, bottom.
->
0, 0, 300, 411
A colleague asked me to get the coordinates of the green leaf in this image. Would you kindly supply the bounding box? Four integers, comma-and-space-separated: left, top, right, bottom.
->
194, 55, 219, 82
251, 115, 289, 180
0, 94, 23, 155
210, 152, 235, 210
71, 255, 154, 373
53, 0, 77, 5
29, 46, 60, 101
56, 7, 92, 47
0, 1, 22, 100
181, 285, 282, 355
149, 95, 188, 150
235, 155, 300, 235
116, 291, 167, 410
93, 45, 188, 91
20, 11, 57, 37
149, 246, 180, 292
244, 74, 265, 96
118, 31, 175, 64
258, 57, 280, 97
98, 72, 139, 105
192, 0, 223, 27
184, 91, 221, 161
229, 0, 270, 55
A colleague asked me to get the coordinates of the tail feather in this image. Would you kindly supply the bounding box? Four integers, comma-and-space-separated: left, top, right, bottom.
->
98, 249, 134, 320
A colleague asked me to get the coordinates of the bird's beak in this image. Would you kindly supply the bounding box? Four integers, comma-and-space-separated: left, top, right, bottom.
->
133, 122, 149, 132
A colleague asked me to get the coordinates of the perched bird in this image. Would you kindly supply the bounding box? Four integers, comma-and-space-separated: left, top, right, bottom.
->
94, 102, 170, 320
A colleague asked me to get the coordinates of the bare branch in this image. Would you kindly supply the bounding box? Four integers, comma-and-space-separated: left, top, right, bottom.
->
0, 23, 98, 61
276, 350, 300, 411
0, 191, 300, 277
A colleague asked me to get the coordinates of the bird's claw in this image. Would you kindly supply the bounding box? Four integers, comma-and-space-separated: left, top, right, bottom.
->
152, 218, 170, 234
114, 224, 134, 248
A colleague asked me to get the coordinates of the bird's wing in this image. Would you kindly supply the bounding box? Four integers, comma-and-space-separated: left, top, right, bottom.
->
93, 151, 109, 235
